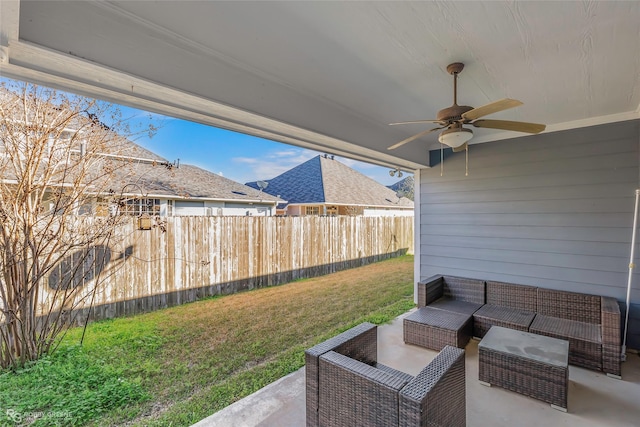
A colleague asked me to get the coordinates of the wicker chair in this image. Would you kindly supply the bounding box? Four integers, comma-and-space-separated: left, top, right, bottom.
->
306, 322, 466, 427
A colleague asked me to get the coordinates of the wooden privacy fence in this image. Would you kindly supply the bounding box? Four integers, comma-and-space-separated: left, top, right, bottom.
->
44, 215, 413, 321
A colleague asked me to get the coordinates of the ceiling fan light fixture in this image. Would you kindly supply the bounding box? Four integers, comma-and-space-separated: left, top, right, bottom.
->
438, 126, 473, 148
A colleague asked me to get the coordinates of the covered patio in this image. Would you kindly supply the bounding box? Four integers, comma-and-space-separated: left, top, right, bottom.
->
193, 311, 640, 427
2, 1, 640, 425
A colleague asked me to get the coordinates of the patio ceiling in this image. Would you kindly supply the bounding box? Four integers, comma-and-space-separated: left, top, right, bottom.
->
1, 1, 639, 171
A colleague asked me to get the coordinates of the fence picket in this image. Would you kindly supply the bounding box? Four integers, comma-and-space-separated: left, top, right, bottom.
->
38, 216, 413, 322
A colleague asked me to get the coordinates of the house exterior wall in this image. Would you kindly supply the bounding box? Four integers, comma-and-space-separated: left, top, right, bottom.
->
159, 199, 273, 216
363, 207, 414, 217
419, 119, 640, 349
174, 200, 206, 216
223, 203, 272, 216
284, 204, 412, 217
287, 205, 303, 216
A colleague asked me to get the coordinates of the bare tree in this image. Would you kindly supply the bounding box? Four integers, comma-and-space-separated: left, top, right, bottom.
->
0, 81, 155, 369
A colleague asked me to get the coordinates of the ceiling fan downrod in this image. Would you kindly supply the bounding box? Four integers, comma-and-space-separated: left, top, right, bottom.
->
447, 62, 465, 107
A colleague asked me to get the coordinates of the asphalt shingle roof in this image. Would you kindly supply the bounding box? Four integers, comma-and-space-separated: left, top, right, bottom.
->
111, 162, 282, 202
247, 155, 413, 208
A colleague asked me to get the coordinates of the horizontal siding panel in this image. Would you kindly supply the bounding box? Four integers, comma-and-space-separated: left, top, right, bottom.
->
422, 198, 634, 214
420, 212, 632, 228
421, 182, 635, 204
420, 265, 634, 301
421, 245, 627, 273
459, 121, 638, 158
420, 255, 627, 293
465, 134, 636, 167
421, 224, 630, 243
421, 235, 633, 258
423, 151, 637, 183
421, 168, 638, 195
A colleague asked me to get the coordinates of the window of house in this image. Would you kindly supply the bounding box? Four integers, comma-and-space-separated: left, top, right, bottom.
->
119, 198, 161, 216
305, 206, 320, 216
326, 206, 338, 216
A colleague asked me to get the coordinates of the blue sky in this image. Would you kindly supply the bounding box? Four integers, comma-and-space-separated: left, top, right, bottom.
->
125, 107, 408, 186
3, 77, 409, 186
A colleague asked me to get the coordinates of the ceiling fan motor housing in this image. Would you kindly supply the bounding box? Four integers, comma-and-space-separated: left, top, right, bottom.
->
436, 104, 474, 122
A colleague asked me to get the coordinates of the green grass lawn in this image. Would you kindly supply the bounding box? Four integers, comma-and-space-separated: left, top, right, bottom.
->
0, 255, 414, 426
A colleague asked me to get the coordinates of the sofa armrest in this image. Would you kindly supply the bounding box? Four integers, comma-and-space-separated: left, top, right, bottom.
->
601, 297, 621, 346
305, 322, 377, 427
417, 275, 444, 307
399, 345, 466, 427
601, 297, 622, 377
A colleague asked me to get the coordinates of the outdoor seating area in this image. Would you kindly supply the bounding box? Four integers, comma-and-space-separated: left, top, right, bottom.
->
404, 275, 622, 378
195, 312, 640, 427
305, 322, 466, 427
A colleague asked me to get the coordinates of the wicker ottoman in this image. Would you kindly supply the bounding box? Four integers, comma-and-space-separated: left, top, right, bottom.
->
479, 326, 569, 412
403, 307, 472, 351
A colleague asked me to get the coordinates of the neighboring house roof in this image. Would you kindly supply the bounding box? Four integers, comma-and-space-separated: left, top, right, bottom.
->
246, 155, 413, 209
112, 161, 282, 203
0, 86, 281, 205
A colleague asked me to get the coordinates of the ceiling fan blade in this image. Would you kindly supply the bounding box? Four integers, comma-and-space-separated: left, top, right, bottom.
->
389, 119, 441, 126
472, 119, 546, 134
462, 98, 523, 121
451, 142, 467, 153
387, 127, 443, 150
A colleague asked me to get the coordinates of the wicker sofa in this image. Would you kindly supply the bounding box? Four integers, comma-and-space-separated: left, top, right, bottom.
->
412, 275, 622, 378
306, 322, 466, 427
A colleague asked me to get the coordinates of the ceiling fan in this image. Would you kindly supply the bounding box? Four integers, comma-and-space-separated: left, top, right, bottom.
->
388, 62, 546, 152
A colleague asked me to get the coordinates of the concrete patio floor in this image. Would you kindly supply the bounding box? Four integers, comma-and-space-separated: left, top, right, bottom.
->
193, 311, 640, 427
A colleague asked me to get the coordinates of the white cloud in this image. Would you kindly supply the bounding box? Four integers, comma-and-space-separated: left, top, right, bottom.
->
229, 147, 410, 186
232, 157, 259, 165
267, 150, 300, 158
233, 148, 319, 182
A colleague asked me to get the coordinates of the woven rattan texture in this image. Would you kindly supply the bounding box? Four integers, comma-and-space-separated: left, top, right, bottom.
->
537, 288, 601, 324
418, 275, 445, 307
428, 298, 484, 316
318, 351, 408, 427
399, 346, 466, 427
305, 322, 377, 427
479, 346, 568, 410
603, 344, 622, 376
473, 304, 536, 338
529, 314, 602, 370
375, 363, 415, 384
601, 297, 622, 345
442, 276, 485, 304
404, 307, 472, 350
486, 281, 537, 312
